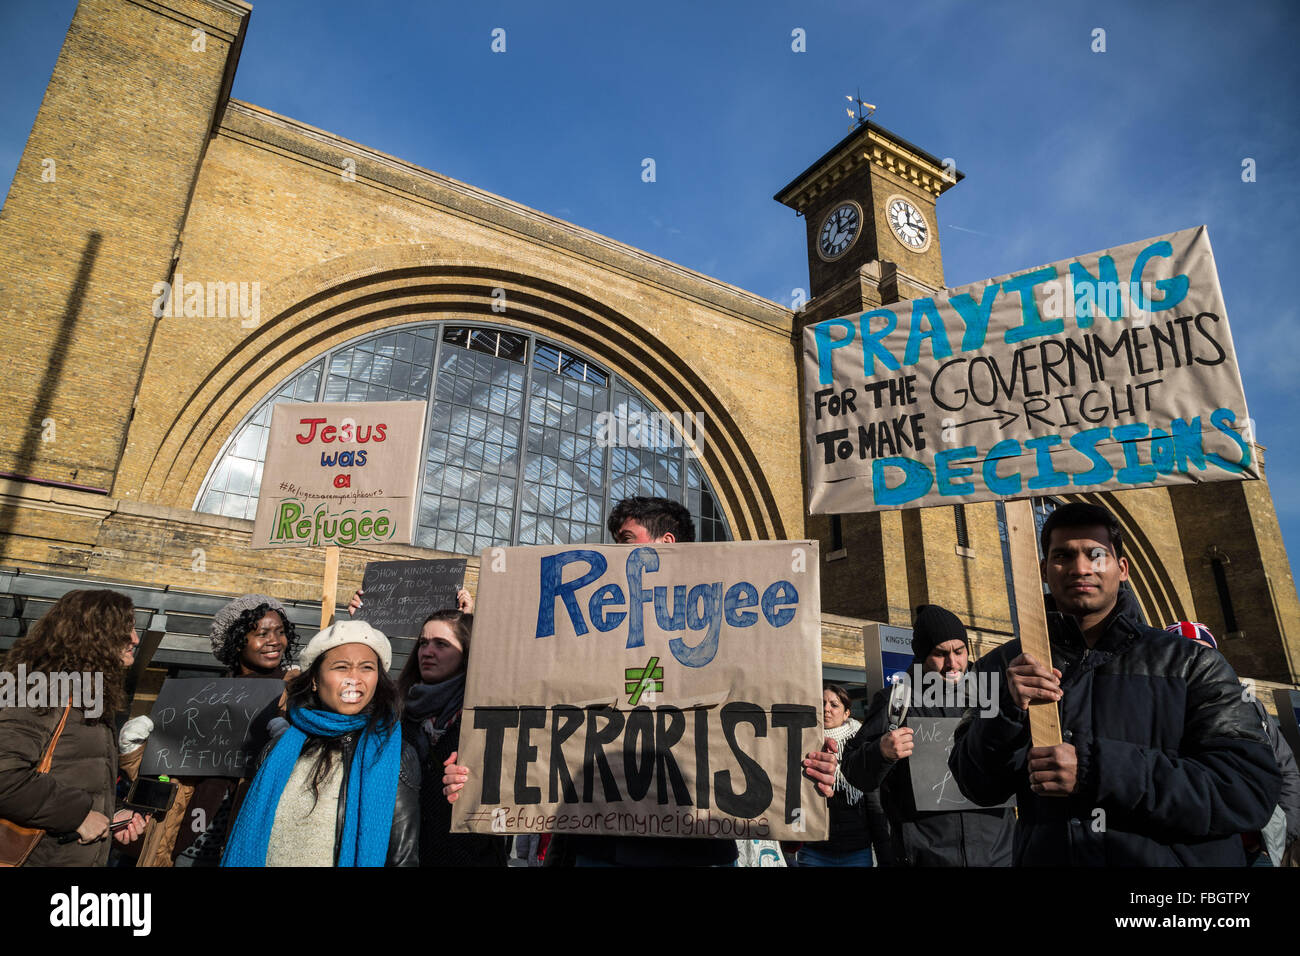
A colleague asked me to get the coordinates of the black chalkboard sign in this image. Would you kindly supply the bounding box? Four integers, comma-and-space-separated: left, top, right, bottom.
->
907, 716, 1014, 812
357, 558, 467, 639
140, 678, 285, 778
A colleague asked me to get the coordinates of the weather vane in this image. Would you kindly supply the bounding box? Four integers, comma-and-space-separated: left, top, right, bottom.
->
846, 89, 876, 131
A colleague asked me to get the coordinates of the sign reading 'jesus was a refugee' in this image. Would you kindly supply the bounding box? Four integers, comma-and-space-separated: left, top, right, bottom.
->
251, 401, 426, 550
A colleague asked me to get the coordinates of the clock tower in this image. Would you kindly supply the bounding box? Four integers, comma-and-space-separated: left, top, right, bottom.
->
774, 120, 961, 323
777, 119, 967, 631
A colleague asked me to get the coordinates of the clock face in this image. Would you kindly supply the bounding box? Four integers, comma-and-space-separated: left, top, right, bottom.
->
887, 195, 930, 252
817, 202, 861, 261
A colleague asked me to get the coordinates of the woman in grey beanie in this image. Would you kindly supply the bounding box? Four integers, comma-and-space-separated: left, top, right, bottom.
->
117, 593, 299, 866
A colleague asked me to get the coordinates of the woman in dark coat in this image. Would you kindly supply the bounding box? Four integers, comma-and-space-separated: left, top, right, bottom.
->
797, 685, 874, 866
397, 608, 507, 866
0, 589, 146, 866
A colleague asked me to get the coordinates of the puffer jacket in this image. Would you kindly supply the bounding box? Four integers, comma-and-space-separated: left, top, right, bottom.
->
1250, 698, 1300, 846
0, 705, 116, 867
844, 685, 1014, 866
950, 589, 1281, 866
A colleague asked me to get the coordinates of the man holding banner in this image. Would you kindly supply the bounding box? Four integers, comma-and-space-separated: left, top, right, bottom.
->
950, 502, 1281, 866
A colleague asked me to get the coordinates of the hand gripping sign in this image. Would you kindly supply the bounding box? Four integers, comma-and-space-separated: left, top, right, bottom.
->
450, 540, 829, 842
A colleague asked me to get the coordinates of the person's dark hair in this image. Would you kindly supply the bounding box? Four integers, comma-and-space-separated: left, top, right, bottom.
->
3, 589, 134, 723
1039, 502, 1124, 559
396, 609, 473, 698
823, 683, 852, 713
284, 644, 399, 804
607, 496, 696, 543
213, 604, 297, 672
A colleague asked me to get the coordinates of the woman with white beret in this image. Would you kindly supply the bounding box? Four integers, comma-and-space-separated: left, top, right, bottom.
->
221, 619, 420, 866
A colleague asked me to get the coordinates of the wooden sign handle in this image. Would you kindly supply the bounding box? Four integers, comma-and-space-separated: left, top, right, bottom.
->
320, 545, 340, 629
1003, 499, 1062, 747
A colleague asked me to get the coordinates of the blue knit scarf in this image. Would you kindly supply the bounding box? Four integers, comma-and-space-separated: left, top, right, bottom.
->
221, 707, 401, 867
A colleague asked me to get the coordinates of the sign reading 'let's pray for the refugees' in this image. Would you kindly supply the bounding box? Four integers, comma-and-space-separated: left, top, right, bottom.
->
251, 401, 426, 550
804, 226, 1255, 513
451, 540, 828, 842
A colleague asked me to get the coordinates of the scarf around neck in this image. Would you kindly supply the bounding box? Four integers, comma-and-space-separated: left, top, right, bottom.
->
405, 673, 465, 761
824, 717, 864, 806
220, 706, 401, 867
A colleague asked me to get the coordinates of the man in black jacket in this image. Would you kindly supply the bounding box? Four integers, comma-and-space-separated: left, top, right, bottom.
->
844, 604, 1014, 865
950, 502, 1281, 866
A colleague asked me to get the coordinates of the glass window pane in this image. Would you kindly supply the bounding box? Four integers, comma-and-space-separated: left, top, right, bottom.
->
199, 324, 730, 551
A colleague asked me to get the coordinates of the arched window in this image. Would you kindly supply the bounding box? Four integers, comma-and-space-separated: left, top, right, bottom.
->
196, 322, 731, 552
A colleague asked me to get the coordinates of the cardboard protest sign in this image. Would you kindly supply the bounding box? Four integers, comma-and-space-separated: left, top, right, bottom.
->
251, 401, 426, 549
450, 540, 827, 841
804, 226, 1255, 513
906, 716, 1013, 811
358, 558, 467, 638
140, 678, 285, 777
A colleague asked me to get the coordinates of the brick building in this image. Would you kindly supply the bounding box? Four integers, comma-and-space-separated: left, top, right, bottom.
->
1, 0, 1296, 711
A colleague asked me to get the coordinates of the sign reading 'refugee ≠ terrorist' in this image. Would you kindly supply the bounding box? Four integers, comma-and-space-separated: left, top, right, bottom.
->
450, 540, 828, 842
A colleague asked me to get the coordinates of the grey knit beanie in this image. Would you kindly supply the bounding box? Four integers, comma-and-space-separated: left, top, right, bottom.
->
210, 593, 288, 657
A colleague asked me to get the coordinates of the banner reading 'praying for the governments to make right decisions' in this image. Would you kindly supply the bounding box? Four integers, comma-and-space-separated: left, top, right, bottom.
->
804, 226, 1255, 514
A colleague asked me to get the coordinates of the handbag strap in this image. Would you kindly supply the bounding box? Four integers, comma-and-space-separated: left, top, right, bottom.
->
35, 705, 72, 774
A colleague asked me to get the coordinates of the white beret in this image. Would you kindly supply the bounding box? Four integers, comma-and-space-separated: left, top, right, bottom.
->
299, 619, 392, 672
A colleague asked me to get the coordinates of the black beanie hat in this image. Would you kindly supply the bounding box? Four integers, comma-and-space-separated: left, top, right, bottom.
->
911, 605, 969, 661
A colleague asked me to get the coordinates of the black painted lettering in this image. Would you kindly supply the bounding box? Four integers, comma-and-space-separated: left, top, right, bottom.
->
473, 707, 520, 804
1193, 312, 1227, 366
623, 706, 655, 802
771, 705, 818, 824
582, 705, 625, 802
694, 706, 710, 810
1023, 397, 1054, 428
549, 705, 583, 802
655, 706, 691, 805
714, 702, 772, 818
815, 429, 848, 464
514, 706, 546, 804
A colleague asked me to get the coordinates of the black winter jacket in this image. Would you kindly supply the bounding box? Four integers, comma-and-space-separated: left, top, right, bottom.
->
1250, 698, 1300, 845
950, 590, 1281, 866
407, 713, 508, 867
844, 686, 1014, 866
803, 724, 873, 855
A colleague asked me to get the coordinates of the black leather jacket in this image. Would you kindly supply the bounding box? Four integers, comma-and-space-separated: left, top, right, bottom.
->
334, 730, 421, 867
257, 729, 421, 867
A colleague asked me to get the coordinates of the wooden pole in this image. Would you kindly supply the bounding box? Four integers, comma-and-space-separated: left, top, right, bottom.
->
320, 545, 340, 629
1003, 499, 1062, 747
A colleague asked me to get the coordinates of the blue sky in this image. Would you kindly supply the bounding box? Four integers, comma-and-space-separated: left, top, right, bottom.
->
3, 0, 1299, 583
